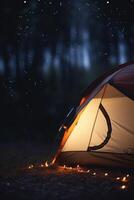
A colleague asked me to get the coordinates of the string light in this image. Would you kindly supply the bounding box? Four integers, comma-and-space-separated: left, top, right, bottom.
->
28, 164, 33, 169
45, 161, 49, 167
121, 185, 126, 190
26, 163, 133, 191
105, 173, 108, 176
122, 177, 127, 182
116, 177, 120, 180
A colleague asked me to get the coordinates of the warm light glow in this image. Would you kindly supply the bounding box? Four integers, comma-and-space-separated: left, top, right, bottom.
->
28, 164, 33, 169
122, 177, 127, 182
78, 169, 84, 173
51, 157, 56, 165
25, 162, 133, 193
77, 165, 80, 168
63, 125, 67, 130
26, 163, 131, 192
104, 173, 108, 176
116, 177, 120, 180
121, 185, 126, 190
45, 161, 49, 167
80, 169, 84, 172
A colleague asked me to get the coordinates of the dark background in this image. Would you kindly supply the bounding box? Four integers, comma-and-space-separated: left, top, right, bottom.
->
0, 0, 134, 143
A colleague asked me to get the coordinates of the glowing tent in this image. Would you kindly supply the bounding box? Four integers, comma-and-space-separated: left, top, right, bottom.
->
53, 62, 134, 168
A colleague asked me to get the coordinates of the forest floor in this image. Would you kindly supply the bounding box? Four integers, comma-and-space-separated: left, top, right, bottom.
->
0, 142, 134, 200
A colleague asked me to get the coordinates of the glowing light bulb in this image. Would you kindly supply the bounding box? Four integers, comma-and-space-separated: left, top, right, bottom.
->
41, 164, 44, 167
126, 174, 129, 177
121, 185, 126, 190
93, 172, 96, 176
28, 164, 33, 169
45, 161, 49, 167
116, 177, 120, 180
105, 173, 108, 176
63, 125, 67, 130
122, 177, 127, 182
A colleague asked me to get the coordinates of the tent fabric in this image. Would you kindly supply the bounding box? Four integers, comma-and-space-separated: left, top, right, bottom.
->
57, 152, 134, 168
77, 63, 134, 113
110, 64, 134, 100
54, 62, 134, 168
62, 86, 106, 152
89, 84, 134, 154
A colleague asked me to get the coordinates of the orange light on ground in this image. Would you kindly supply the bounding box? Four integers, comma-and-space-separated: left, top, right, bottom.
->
77, 165, 80, 169
121, 185, 127, 190
104, 173, 108, 176
116, 177, 120, 180
28, 164, 33, 169
45, 161, 49, 167
78, 169, 84, 173
51, 157, 56, 165
122, 177, 127, 182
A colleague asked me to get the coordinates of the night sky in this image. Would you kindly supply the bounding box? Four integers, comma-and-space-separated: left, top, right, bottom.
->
1, 1, 134, 44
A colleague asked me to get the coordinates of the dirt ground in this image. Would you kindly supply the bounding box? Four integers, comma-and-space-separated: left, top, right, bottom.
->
0, 142, 134, 200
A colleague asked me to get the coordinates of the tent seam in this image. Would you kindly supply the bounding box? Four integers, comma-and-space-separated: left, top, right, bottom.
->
87, 84, 108, 150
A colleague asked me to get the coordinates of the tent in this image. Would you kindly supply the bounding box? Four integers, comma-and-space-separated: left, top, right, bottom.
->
52, 62, 134, 168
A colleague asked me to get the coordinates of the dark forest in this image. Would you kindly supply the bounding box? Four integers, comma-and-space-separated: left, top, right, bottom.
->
0, 0, 134, 142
